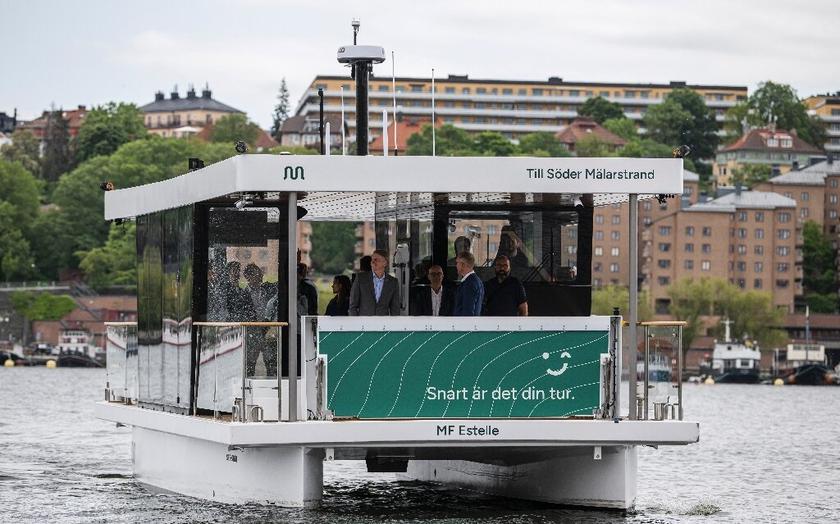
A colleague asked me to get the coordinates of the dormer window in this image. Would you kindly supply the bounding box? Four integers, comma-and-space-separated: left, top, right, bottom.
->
781, 138, 792, 148
766, 137, 778, 147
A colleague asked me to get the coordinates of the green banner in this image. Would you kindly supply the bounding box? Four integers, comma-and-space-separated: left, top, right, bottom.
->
319, 330, 608, 419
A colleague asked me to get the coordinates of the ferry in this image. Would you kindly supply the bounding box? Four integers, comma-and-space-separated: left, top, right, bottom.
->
95, 30, 698, 510
699, 320, 761, 384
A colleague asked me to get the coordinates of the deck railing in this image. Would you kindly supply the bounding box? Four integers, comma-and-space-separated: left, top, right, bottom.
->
636, 321, 686, 421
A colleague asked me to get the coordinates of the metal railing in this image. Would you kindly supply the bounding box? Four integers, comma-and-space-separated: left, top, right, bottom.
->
636, 321, 686, 421
194, 322, 288, 423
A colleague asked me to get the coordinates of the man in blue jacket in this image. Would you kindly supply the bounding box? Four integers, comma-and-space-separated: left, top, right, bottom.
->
453, 251, 483, 316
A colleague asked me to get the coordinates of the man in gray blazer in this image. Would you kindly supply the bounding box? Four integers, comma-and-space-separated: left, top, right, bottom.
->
349, 249, 401, 316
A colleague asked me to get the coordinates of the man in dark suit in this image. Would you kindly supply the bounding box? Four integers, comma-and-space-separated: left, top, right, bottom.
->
453, 252, 483, 316
349, 249, 401, 316
411, 264, 455, 316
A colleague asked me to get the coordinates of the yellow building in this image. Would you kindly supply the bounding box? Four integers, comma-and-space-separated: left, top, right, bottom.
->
140, 85, 243, 138
294, 74, 747, 142
805, 94, 840, 153
713, 127, 823, 186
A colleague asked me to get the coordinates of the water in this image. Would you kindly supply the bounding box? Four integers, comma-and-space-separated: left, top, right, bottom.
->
1, 368, 839, 523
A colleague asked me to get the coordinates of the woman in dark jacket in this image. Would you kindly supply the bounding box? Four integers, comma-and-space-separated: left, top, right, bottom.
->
325, 275, 351, 316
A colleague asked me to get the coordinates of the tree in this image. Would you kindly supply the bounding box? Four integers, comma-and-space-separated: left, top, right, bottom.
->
725, 82, 826, 148
577, 97, 625, 124
41, 110, 74, 183
516, 132, 570, 157
667, 277, 734, 352
210, 114, 262, 146
644, 88, 718, 160
717, 291, 787, 350
802, 220, 838, 313
74, 102, 147, 162
731, 164, 772, 188
591, 285, 652, 320
0, 202, 34, 280
77, 222, 137, 290
309, 222, 357, 274
575, 135, 614, 158
474, 131, 517, 156
10, 291, 76, 321
618, 138, 698, 172
270, 78, 291, 139
0, 130, 41, 176
602, 118, 638, 141
406, 124, 477, 156
0, 159, 41, 225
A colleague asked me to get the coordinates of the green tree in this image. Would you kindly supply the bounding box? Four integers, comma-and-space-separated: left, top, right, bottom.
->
577, 97, 625, 124
602, 118, 638, 141
747, 82, 825, 147
644, 88, 718, 160
270, 78, 290, 139
802, 220, 838, 313
210, 114, 262, 146
309, 222, 357, 275
516, 132, 571, 157
474, 131, 518, 156
618, 138, 698, 173
591, 285, 652, 320
41, 110, 74, 183
575, 135, 614, 158
75, 102, 147, 162
406, 124, 477, 156
731, 164, 772, 188
0, 201, 34, 280
77, 222, 137, 290
0, 129, 41, 176
0, 159, 41, 225
10, 291, 76, 321
667, 277, 734, 352
717, 291, 787, 349
266, 145, 319, 155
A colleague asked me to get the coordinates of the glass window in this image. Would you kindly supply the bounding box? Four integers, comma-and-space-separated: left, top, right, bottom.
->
755, 245, 764, 255
702, 244, 712, 253
754, 279, 762, 289
777, 246, 789, 256
657, 276, 670, 285
685, 243, 694, 252
445, 86, 455, 94
684, 260, 694, 270
658, 259, 671, 268
800, 208, 809, 218
659, 243, 671, 252
778, 212, 791, 223
777, 229, 791, 239
594, 231, 604, 240
702, 227, 712, 236
659, 226, 671, 235
701, 260, 711, 271
595, 214, 604, 224
738, 211, 747, 221
611, 231, 620, 240
612, 215, 621, 225
737, 244, 746, 255
777, 263, 789, 272
755, 211, 764, 222
594, 247, 603, 256
610, 263, 619, 273
737, 261, 746, 272
611, 247, 620, 256
801, 192, 810, 201
685, 226, 694, 236
755, 262, 763, 272
755, 228, 764, 239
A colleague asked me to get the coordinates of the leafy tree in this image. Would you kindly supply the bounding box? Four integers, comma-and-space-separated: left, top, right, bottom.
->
270, 78, 291, 139
28, 210, 73, 280
746, 82, 824, 147
74, 102, 147, 162
474, 131, 517, 156
591, 285, 652, 320
210, 114, 262, 146
309, 222, 357, 275
77, 222, 137, 290
266, 145, 319, 155
602, 118, 638, 141
802, 220, 838, 313
0, 159, 41, 225
517, 132, 570, 157
644, 88, 718, 160
406, 124, 477, 156
667, 277, 734, 352
731, 164, 772, 188
716, 290, 787, 350
577, 97, 625, 123
41, 110, 74, 183
575, 135, 614, 158
0, 130, 41, 176
10, 291, 76, 321
618, 138, 698, 172
0, 202, 34, 280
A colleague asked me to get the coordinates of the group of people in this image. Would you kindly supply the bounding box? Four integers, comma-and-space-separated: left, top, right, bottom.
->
322, 248, 528, 319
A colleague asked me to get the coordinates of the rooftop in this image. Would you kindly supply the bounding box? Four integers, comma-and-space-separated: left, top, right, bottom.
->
555, 118, 627, 148
369, 117, 441, 153
139, 86, 243, 114
687, 189, 796, 211
721, 127, 822, 155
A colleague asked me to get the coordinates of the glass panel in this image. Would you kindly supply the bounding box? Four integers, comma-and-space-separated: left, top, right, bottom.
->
177, 205, 194, 408
162, 208, 180, 406
637, 324, 681, 420
137, 212, 163, 405
105, 323, 137, 402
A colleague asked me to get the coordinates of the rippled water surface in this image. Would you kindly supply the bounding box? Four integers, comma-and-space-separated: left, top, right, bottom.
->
1, 368, 839, 523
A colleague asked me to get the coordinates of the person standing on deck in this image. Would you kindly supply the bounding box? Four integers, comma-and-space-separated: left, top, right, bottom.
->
483, 255, 528, 316
349, 249, 400, 316
297, 263, 319, 316
453, 252, 483, 316
411, 264, 455, 316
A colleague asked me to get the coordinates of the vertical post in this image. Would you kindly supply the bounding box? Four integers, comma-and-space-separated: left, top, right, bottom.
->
628, 194, 639, 419
382, 110, 389, 156
340, 87, 346, 156
288, 192, 298, 422
241, 325, 247, 423
355, 62, 369, 156
325, 123, 331, 156
677, 324, 683, 420
392, 50, 398, 155
431, 68, 436, 157
318, 88, 325, 155
643, 325, 650, 420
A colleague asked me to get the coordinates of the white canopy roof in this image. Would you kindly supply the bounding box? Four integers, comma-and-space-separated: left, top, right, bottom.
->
104, 154, 684, 220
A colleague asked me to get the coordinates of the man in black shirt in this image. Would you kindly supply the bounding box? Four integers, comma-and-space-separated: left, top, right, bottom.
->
483, 255, 528, 316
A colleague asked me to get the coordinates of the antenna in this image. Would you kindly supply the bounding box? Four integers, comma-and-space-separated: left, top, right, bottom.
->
352, 18, 360, 45
337, 18, 384, 156
382, 110, 389, 157
392, 50, 397, 155
431, 67, 436, 157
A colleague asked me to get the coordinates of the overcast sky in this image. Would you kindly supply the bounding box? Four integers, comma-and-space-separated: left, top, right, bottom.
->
4, 1, 839, 128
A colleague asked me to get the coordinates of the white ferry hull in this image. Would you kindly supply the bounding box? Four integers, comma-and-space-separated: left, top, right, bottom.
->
403, 446, 637, 509
132, 427, 324, 507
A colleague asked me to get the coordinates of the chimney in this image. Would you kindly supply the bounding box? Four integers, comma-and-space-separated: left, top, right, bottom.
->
170, 85, 180, 100
154, 91, 164, 101
202, 83, 212, 99
790, 128, 798, 137
78, 105, 86, 111
186, 85, 197, 99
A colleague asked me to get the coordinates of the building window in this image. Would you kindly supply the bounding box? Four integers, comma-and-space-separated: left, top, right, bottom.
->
659, 243, 671, 252
378, 85, 389, 92
801, 192, 810, 201
594, 247, 603, 256
532, 88, 543, 96
737, 261, 746, 272
738, 211, 747, 221
800, 208, 809, 218
657, 276, 670, 286
502, 88, 512, 95
778, 212, 791, 223
701, 260, 711, 271
755, 228, 764, 239
685, 243, 694, 252
610, 263, 620, 273
702, 244, 712, 254
595, 214, 604, 224
776, 279, 789, 288
830, 179, 839, 188
659, 226, 671, 235
755, 262, 764, 272
737, 279, 746, 289
594, 262, 602, 272
643, 217, 653, 226
445, 86, 455, 94
777, 246, 789, 256
702, 227, 712, 236
611, 231, 621, 240
685, 226, 695, 236
755, 245, 764, 255
594, 231, 604, 240
777, 263, 789, 272
655, 299, 671, 315
737, 244, 746, 255
737, 228, 747, 238
643, 201, 652, 211
684, 260, 694, 270
830, 194, 839, 204
611, 247, 620, 256
462, 87, 470, 94
476, 87, 486, 94
754, 279, 762, 289
777, 229, 791, 239
612, 215, 621, 225
658, 259, 671, 268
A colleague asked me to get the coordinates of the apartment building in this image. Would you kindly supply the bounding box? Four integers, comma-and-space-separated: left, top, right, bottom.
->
139, 85, 243, 138
18, 105, 88, 138
805, 94, 840, 153
295, 75, 747, 142
713, 127, 823, 186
